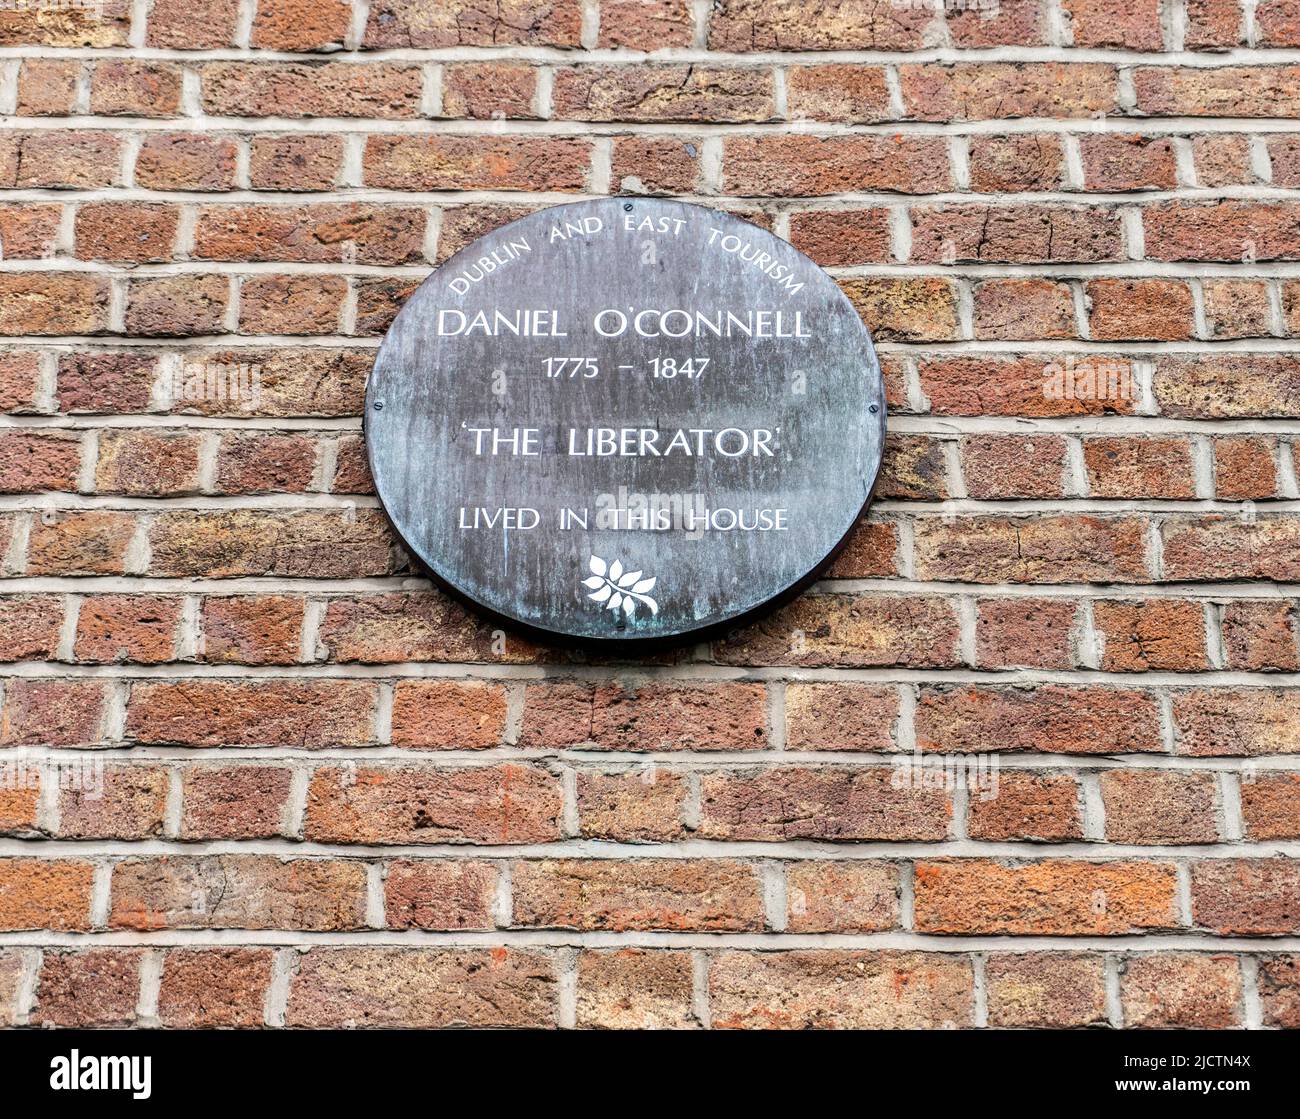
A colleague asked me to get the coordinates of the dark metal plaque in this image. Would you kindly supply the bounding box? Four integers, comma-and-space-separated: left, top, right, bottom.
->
366, 198, 885, 645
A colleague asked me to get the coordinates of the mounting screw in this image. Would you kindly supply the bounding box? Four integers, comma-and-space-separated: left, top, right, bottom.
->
373, 400, 384, 411
868, 404, 878, 414
623, 202, 633, 211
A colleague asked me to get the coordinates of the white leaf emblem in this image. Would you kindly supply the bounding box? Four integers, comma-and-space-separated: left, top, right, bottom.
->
583, 555, 658, 617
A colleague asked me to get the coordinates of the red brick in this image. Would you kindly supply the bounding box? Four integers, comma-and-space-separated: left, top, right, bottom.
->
1154, 354, 1300, 418
921, 354, 1136, 417
969, 134, 1066, 192
1161, 515, 1300, 581
714, 593, 960, 669
181, 764, 294, 839
33, 950, 140, 1027
10, 131, 122, 188
948, 0, 1047, 45
248, 134, 344, 191
304, 764, 563, 844
0, 595, 61, 662
354, 277, 420, 336
900, 63, 1118, 121
57, 352, 159, 414
441, 62, 538, 120
1174, 689, 1300, 756
390, 680, 508, 749
1256, 0, 1300, 44
1185, 0, 1243, 48
709, 950, 973, 1029
1259, 955, 1300, 1027
709, 1, 932, 50
89, 60, 182, 117
95, 429, 201, 497
201, 62, 422, 119
0, 353, 44, 414
252, 0, 350, 50
76, 202, 179, 264
974, 279, 1075, 340
214, 432, 316, 493
1121, 953, 1242, 1028
826, 520, 899, 577
0, 679, 109, 747
0, 203, 61, 258
201, 594, 305, 666
1135, 67, 1300, 118
841, 277, 961, 341
364, 0, 582, 47
111, 855, 367, 931
725, 135, 951, 196
1093, 599, 1209, 671
599, 0, 692, 47
1079, 133, 1177, 191
985, 953, 1108, 1027
1236, 766, 1300, 849
914, 859, 1179, 934
1064, 0, 1162, 48
577, 768, 687, 842
698, 767, 951, 842
1222, 601, 1299, 672
126, 275, 230, 337
26, 510, 135, 576
1085, 429, 1201, 501
975, 597, 1077, 669
785, 862, 898, 932
57, 765, 168, 840
1101, 770, 1219, 844
128, 680, 375, 747
577, 949, 695, 1029
74, 594, 183, 665
286, 947, 556, 1028
0, 431, 79, 493
170, 347, 371, 419
967, 772, 1083, 841
0, 950, 26, 1025
364, 135, 590, 191
1204, 278, 1271, 340
913, 515, 1149, 584
916, 685, 1163, 755
911, 205, 1123, 264
135, 132, 239, 191
961, 435, 1068, 500
16, 59, 79, 115
1192, 859, 1300, 934
194, 204, 424, 266
1087, 279, 1195, 341
513, 858, 763, 932
0, 859, 94, 931
148, 509, 394, 578
1194, 134, 1254, 188
1143, 200, 1300, 262
788, 209, 892, 266
148, 0, 240, 48
239, 275, 345, 336
784, 682, 899, 751
157, 948, 275, 1028
553, 65, 775, 123
385, 859, 498, 930
0, 273, 111, 336
1214, 436, 1278, 499
786, 65, 891, 123
610, 136, 701, 195
1270, 136, 1300, 187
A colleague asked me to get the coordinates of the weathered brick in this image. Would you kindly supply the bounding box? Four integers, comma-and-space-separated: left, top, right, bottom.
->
577, 949, 695, 1029
699, 767, 951, 841
554, 65, 773, 122
384, 859, 497, 930
16, 59, 79, 115
10, 131, 122, 188
513, 858, 764, 931
1121, 953, 1242, 1028
788, 208, 892, 266
181, 764, 294, 839
0, 595, 61, 662
974, 279, 1076, 340
390, 680, 508, 749
443, 62, 539, 120
304, 764, 563, 844
975, 597, 1077, 669
1154, 354, 1300, 418
1135, 66, 1300, 118
1203, 278, 1272, 340
920, 354, 1137, 417
914, 859, 1180, 934
364, 135, 590, 191
33, 950, 140, 1027
785, 861, 899, 932
912, 205, 1123, 264
0, 679, 109, 747
201, 62, 422, 118
1101, 770, 1219, 844
1174, 689, 1300, 756
148, 0, 240, 48
57, 352, 159, 414
724, 136, 951, 196
135, 132, 239, 191
961, 435, 1068, 500
599, 0, 692, 47
578, 768, 687, 842
901, 63, 1118, 120
786, 65, 891, 123
364, 0, 582, 48
1065, 0, 1162, 49
76, 202, 178, 264
286, 947, 556, 1028
1093, 599, 1209, 671
111, 855, 368, 931
1086, 279, 1195, 341
985, 953, 1108, 1027
1080, 133, 1177, 190
0, 352, 44, 414
1162, 515, 1300, 581
1191, 859, 1300, 933
610, 136, 701, 195
709, 1, 933, 50
1194, 134, 1253, 187
709, 951, 973, 1030
0, 273, 111, 336
89, 60, 182, 117
248, 134, 344, 191
966, 772, 1083, 841
0, 859, 94, 931
238, 274, 346, 336
74, 594, 182, 664
1143, 200, 1300, 262
1214, 435, 1278, 499
969, 133, 1066, 192
252, 0, 350, 50
0, 430, 80, 493
157, 948, 275, 1028
0, 203, 62, 258
784, 682, 899, 751
126, 275, 230, 337
826, 520, 899, 577
1185, 0, 1243, 47
57, 765, 168, 840
916, 685, 1163, 754
1223, 601, 1299, 672
201, 594, 304, 665
194, 204, 424, 265
841, 277, 961, 341
127, 679, 375, 747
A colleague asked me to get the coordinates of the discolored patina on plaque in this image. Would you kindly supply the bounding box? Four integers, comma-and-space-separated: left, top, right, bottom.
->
366, 198, 885, 645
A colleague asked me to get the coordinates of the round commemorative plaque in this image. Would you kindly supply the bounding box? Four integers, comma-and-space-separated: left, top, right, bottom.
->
367, 198, 885, 645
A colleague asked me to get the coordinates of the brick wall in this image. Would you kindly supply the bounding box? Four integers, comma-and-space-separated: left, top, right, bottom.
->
0, 0, 1298, 1030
